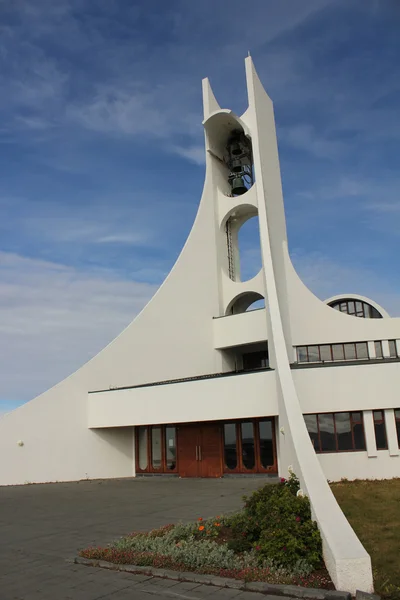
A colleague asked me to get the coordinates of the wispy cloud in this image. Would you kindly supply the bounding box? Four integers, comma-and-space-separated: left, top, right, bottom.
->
0, 251, 158, 400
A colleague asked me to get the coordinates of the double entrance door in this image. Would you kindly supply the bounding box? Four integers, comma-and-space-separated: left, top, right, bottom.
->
177, 422, 223, 478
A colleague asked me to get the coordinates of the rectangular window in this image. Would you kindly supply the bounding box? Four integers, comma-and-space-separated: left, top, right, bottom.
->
320, 345, 333, 362
395, 410, 400, 449
318, 413, 336, 452
258, 420, 274, 469
307, 345, 320, 362
297, 346, 308, 363
304, 412, 366, 453
373, 411, 388, 450
332, 344, 344, 361
165, 426, 177, 471
355, 342, 369, 359
374, 341, 383, 359
151, 426, 162, 470
389, 340, 398, 358
224, 423, 238, 470
351, 412, 366, 450
335, 412, 352, 451
241, 422, 255, 470
137, 426, 148, 471
344, 343, 356, 360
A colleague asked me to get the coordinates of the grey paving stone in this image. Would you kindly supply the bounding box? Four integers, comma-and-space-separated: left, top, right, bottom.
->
0, 477, 289, 600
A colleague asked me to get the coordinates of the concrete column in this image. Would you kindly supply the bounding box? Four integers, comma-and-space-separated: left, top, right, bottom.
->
385, 409, 399, 457
363, 410, 377, 457
367, 341, 376, 359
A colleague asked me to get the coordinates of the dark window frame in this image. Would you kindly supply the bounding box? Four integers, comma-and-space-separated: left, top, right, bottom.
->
373, 410, 388, 450
304, 411, 366, 453
135, 424, 178, 474
395, 409, 400, 449
297, 342, 369, 363
223, 418, 277, 474
389, 340, 399, 358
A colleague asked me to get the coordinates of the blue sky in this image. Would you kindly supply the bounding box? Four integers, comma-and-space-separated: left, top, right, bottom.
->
1, 0, 399, 414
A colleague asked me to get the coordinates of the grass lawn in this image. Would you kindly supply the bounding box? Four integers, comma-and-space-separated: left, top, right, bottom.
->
331, 479, 400, 599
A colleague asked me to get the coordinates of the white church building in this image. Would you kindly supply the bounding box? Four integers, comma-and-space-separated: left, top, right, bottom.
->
0, 57, 399, 592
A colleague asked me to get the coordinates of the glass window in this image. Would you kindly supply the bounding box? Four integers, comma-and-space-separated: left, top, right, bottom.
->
355, 301, 363, 314
355, 342, 369, 360
389, 340, 397, 358
304, 414, 319, 451
297, 347, 308, 362
374, 341, 383, 359
137, 426, 148, 471
318, 413, 336, 452
165, 426, 176, 470
352, 413, 366, 451
373, 411, 387, 450
344, 343, 356, 360
307, 346, 320, 362
151, 426, 162, 469
320, 345, 332, 362
395, 410, 400, 448
259, 420, 274, 469
348, 301, 355, 314
241, 422, 255, 469
224, 423, 238, 470
332, 344, 344, 361
340, 302, 348, 312
335, 413, 352, 451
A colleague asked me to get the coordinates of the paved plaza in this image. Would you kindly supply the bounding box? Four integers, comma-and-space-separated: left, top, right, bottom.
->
0, 476, 281, 600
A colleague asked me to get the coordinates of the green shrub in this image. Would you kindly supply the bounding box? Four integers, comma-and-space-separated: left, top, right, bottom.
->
238, 473, 322, 570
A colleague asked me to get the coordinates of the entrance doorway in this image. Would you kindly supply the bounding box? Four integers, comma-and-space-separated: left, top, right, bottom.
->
177, 422, 223, 478
135, 418, 277, 478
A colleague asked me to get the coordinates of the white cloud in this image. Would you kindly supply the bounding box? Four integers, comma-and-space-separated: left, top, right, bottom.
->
171, 145, 205, 166
0, 252, 158, 401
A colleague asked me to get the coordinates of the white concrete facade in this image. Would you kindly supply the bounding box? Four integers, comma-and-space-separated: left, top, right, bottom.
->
1, 57, 399, 592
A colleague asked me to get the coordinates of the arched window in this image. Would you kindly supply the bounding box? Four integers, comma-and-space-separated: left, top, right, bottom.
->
226, 292, 265, 315
328, 298, 383, 319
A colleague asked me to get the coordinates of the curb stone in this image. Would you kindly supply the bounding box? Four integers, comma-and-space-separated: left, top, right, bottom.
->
73, 556, 352, 600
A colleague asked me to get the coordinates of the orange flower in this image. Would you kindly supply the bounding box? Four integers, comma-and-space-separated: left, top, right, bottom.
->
214, 522, 220, 527
198, 518, 203, 522
198, 525, 205, 531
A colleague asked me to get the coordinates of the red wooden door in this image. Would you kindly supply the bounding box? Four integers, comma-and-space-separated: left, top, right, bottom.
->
199, 423, 223, 478
177, 423, 223, 478
177, 424, 200, 477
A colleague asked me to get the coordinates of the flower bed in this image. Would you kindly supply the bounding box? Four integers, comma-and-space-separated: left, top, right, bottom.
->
79, 474, 333, 589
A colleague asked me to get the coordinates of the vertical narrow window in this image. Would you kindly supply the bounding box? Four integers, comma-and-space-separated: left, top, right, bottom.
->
304, 414, 320, 451
373, 411, 388, 450
318, 413, 336, 452
151, 426, 162, 469
320, 345, 332, 362
165, 426, 176, 470
258, 420, 274, 469
224, 423, 238, 470
389, 340, 398, 358
335, 413, 352, 451
351, 412, 366, 450
137, 426, 148, 471
332, 344, 344, 361
395, 410, 400, 448
355, 342, 368, 360
297, 347, 308, 362
241, 422, 255, 469
344, 343, 356, 360
307, 346, 320, 362
374, 341, 383, 359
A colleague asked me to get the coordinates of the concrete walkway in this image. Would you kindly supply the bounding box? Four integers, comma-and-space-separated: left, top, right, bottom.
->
0, 476, 279, 600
